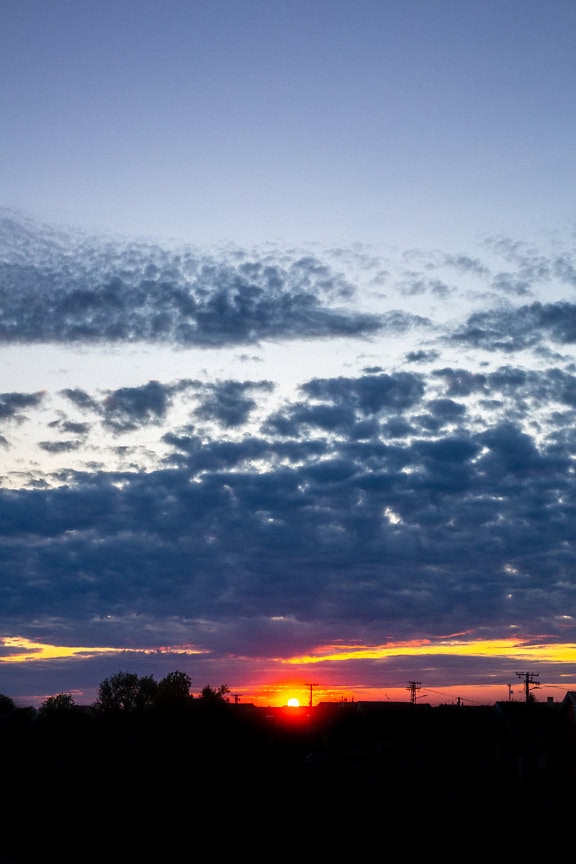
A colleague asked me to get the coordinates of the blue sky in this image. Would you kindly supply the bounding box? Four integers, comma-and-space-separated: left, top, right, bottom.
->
3, 0, 575, 247
1, 1, 576, 708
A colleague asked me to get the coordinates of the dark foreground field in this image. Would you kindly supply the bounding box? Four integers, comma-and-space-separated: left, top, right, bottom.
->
1, 702, 575, 860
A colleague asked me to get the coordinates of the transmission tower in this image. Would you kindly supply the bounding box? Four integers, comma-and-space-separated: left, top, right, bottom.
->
407, 680, 422, 704
515, 671, 540, 702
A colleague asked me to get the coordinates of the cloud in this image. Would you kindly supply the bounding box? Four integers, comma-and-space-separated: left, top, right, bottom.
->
39, 440, 83, 454
194, 380, 274, 428
0, 391, 44, 420
405, 349, 440, 364
443, 254, 491, 278
301, 372, 426, 414
102, 381, 173, 432
2, 216, 576, 704
399, 276, 453, 299
491, 273, 532, 296
0, 212, 385, 348
61, 388, 100, 413
1, 358, 574, 654
264, 402, 357, 437
262, 372, 427, 439
452, 302, 576, 352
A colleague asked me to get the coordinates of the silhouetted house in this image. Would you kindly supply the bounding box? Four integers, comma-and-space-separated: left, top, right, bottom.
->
561, 690, 576, 723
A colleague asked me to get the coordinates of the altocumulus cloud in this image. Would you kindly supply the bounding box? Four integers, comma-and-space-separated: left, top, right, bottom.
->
0, 211, 384, 347
2, 212, 576, 703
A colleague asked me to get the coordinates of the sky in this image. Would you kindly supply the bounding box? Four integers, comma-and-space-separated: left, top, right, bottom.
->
1, 0, 576, 709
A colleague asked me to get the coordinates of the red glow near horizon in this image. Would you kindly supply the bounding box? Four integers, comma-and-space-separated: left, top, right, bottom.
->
3, 635, 576, 709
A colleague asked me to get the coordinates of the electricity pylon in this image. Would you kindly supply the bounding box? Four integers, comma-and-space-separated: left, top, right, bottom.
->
305, 682, 318, 707
407, 681, 422, 704
515, 671, 540, 702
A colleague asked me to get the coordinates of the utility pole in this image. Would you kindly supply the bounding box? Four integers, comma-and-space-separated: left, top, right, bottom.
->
515, 671, 540, 703
407, 681, 422, 704
305, 682, 318, 707
232, 694, 243, 704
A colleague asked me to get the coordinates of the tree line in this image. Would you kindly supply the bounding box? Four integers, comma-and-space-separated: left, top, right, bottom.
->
0, 670, 230, 716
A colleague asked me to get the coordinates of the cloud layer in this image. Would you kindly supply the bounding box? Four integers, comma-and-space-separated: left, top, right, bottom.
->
2, 213, 576, 704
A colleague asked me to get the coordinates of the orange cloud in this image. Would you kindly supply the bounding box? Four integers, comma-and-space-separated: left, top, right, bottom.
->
0, 636, 207, 663
282, 637, 576, 665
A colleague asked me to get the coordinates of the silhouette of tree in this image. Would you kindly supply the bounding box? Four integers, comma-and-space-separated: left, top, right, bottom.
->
93, 671, 157, 712
39, 693, 76, 716
199, 684, 230, 703
0, 693, 15, 715
155, 670, 192, 708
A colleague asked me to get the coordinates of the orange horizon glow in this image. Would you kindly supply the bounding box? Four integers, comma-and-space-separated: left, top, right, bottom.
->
3, 634, 576, 709
5, 634, 576, 668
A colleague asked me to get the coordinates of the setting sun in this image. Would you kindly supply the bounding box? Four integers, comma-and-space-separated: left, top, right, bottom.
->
287, 697, 300, 707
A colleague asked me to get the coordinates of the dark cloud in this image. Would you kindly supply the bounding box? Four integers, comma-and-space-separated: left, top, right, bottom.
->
0, 391, 44, 420
3, 218, 576, 705
60, 388, 100, 413
405, 349, 440, 364
381, 417, 414, 439
60, 421, 91, 435
48, 418, 91, 436
263, 373, 426, 438
301, 372, 426, 415
162, 433, 327, 472
264, 402, 357, 437
1, 401, 574, 656
432, 368, 488, 397
194, 380, 274, 428
425, 398, 467, 422
478, 422, 545, 476
102, 380, 173, 432
38, 440, 83, 454
0, 214, 385, 347
452, 302, 576, 352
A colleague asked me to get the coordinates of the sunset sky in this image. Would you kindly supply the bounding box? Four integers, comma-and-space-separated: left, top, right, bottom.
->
2, 1, 576, 709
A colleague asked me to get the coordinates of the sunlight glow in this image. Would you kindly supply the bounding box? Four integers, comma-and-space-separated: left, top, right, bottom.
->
283, 637, 576, 666
0, 636, 207, 663
384, 506, 402, 524
0, 636, 123, 663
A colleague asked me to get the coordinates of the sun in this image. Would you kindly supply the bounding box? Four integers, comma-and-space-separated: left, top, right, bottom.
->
287, 697, 300, 707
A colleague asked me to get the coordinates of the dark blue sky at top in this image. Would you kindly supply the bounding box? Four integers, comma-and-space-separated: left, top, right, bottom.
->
2, 0, 575, 246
